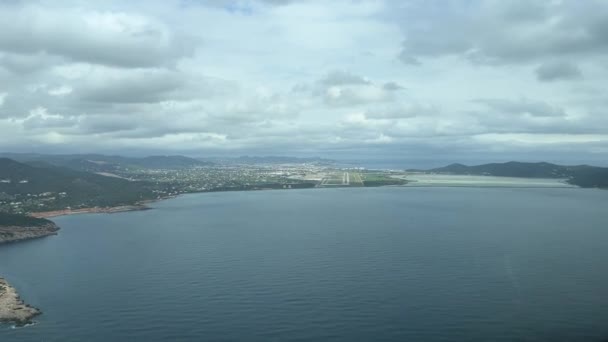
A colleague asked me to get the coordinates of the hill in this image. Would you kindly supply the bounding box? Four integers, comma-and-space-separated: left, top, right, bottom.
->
0, 153, 213, 172
0, 158, 155, 212
422, 161, 608, 188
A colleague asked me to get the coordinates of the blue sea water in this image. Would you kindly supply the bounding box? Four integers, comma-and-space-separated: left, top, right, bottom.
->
1, 187, 608, 341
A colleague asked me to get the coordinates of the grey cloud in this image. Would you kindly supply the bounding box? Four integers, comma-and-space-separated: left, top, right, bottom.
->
323, 86, 392, 107
365, 104, 437, 119
77, 70, 185, 104
319, 70, 370, 87
382, 82, 404, 91
398, 51, 421, 66
0, 5, 193, 68
536, 62, 583, 82
499, 1, 549, 23
187, 0, 295, 9
397, 1, 608, 65
0, 85, 80, 119
307, 71, 396, 107
474, 98, 566, 117
0, 52, 63, 74
466, 98, 608, 135
77, 114, 146, 134
257, 0, 295, 5
22, 113, 79, 130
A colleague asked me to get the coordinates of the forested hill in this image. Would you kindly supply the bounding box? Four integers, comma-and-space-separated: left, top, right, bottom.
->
0, 212, 54, 227
0, 158, 154, 211
422, 161, 608, 188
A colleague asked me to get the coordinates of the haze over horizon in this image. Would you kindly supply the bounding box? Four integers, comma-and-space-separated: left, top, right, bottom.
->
1, 1, 607, 166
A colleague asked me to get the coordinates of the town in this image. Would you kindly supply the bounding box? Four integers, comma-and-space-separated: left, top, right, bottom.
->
0, 158, 405, 215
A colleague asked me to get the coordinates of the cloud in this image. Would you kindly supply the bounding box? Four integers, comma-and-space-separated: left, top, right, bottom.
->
0, 5, 192, 68
318, 70, 370, 87
0, 0, 607, 165
364, 103, 437, 119
535, 62, 583, 82
0, 52, 62, 74
397, 51, 421, 66
324, 85, 392, 106
76, 68, 185, 103
20, 106, 79, 130
474, 98, 566, 117
382, 82, 404, 91
397, 1, 608, 66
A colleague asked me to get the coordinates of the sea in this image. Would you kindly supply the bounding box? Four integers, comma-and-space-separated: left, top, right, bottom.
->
1, 187, 608, 341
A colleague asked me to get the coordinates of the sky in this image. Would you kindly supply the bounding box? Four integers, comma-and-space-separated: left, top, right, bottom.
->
0, 0, 607, 166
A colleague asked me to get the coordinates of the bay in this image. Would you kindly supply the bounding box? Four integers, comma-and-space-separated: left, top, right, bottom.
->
1, 187, 608, 341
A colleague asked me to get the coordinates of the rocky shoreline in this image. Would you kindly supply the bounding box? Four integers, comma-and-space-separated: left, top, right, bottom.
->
0, 216, 61, 327
0, 223, 60, 244
0, 278, 41, 326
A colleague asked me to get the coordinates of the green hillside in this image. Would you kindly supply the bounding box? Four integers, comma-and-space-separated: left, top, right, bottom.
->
0, 158, 155, 212
0, 212, 54, 227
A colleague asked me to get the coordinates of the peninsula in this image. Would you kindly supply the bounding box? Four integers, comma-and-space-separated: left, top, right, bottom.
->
0, 212, 60, 244
0, 278, 41, 326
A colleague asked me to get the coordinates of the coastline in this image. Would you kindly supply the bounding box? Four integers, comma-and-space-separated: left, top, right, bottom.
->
0, 223, 60, 245
0, 277, 41, 326
29, 204, 152, 219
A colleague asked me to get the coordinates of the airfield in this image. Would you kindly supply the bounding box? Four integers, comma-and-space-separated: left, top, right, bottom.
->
319, 172, 364, 187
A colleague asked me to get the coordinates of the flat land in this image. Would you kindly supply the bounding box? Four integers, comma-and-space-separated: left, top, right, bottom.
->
349, 172, 364, 186
319, 172, 364, 187
400, 174, 576, 187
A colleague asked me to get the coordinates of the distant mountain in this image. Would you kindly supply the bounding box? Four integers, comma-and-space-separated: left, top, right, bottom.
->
0, 153, 213, 171
420, 161, 608, 188
232, 156, 335, 164
0, 158, 154, 210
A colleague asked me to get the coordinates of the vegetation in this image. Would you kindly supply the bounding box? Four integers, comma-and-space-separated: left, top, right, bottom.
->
361, 172, 406, 187
0, 158, 156, 212
567, 168, 608, 188
0, 212, 54, 227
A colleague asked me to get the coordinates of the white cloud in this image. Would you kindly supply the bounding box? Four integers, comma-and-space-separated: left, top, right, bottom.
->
48, 85, 73, 96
